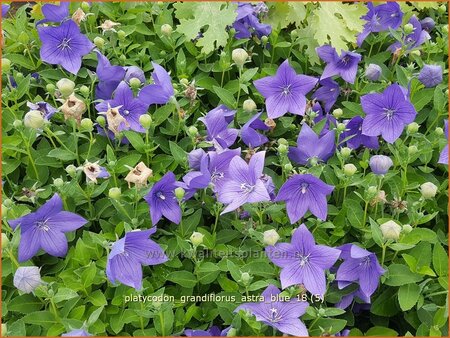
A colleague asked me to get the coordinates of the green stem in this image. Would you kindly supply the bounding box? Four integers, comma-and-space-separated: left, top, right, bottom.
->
362, 200, 369, 227
235, 67, 242, 109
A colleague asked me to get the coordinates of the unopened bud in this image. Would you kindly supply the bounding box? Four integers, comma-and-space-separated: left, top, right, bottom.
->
340, 147, 352, 159
1, 233, 9, 249
190, 231, 204, 246
284, 163, 293, 172
438, 4, 446, 14
2, 58, 11, 73
161, 24, 173, 36
278, 144, 288, 154
420, 182, 438, 199
56, 78, 75, 98
240, 272, 251, 285
402, 224, 412, 234
407, 122, 419, 134
336, 123, 346, 133
278, 138, 288, 146
13, 120, 23, 128
129, 77, 141, 89
403, 23, 414, 34
175, 187, 185, 201
46, 83, 56, 95
367, 186, 378, 198
243, 99, 257, 113
261, 35, 268, 44
53, 178, 64, 188
80, 118, 93, 132
24, 110, 44, 129
96, 115, 106, 127
108, 187, 121, 200
365, 63, 382, 81
187, 126, 198, 137
66, 164, 77, 177
117, 30, 126, 40
435, 127, 444, 135
79, 85, 90, 97
139, 114, 152, 129
343, 163, 357, 176
408, 145, 418, 155
263, 229, 280, 246
332, 108, 343, 119
94, 36, 105, 49
232, 48, 248, 68
380, 220, 402, 240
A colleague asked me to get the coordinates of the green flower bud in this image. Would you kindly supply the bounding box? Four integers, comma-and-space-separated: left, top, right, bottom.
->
263, 229, 280, 246
66, 164, 78, 178
229, 27, 236, 37
139, 114, 152, 130
190, 231, 204, 246
289, 124, 296, 130
3, 199, 13, 208
380, 220, 401, 240
175, 187, 185, 201
94, 36, 105, 49
240, 272, 251, 285
108, 187, 121, 200
420, 182, 438, 199
336, 122, 346, 133
402, 224, 413, 234
1, 233, 9, 250
278, 144, 288, 154
117, 30, 126, 40
438, 4, 446, 14
284, 163, 293, 172
56, 78, 75, 98
160, 50, 166, 57
410, 50, 421, 57
278, 138, 289, 146
327, 273, 335, 282
119, 54, 127, 62
332, 108, 343, 119
261, 35, 268, 44
403, 23, 414, 34
180, 78, 189, 86
46, 83, 56, 95
79, 85, 90, 97
435, 127, 444, 135
81, 2, 90, 12
367, 185, 378, 198
231, 48, 248, 68
16, 72, 23, 80
161, 24, 173, 36
290, 30, 298, 40
407, 122, 419, 134
187, 126, 198, 137
2, 58, 11, 73
129, 77, 141, 90
343, 163, 357, 176
12, 120, 22, 128
53, 178, 64, 188
24, 110, 45, 129
243, 99, 257, 113
80, 118, 93, 132
408, 145, 418, 156
443, 24, 448, 34
96, 115, 106, 127
340, 147, 352, 159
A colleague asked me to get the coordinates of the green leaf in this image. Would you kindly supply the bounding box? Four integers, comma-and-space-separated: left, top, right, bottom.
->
154, 309, 174, 336
197, 262, 221, 284
22, 311, 56, 327
266, 3, 306, 29
8, 294, 42, 313
213, 86, 236, 108
53, 288, 78, 303
369, 218, 384, 247
166, 271, 197, 288
174, 3, 237, 54
87, 306, 104, 327
169, 141, 187, 164
371, 288, 399, 317
384, 264, 423, 286
412, 88, 434, 112
398, 283, 420, 311
123, 131, 145, 152
433, 243, 448, 276
47, 149, 77, 161
365, 326, 399, 336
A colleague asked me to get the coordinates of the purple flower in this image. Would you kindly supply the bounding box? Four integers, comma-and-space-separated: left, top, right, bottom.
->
199, 105, 238, 150
95, 81, 149, 134
365, 64, 382, 81
335, 329, 351, 337
254, 60, 318, 119
418, 64, 443, 88
106, 228, 168, 290
235, 284, 309, 336
207, 148, 242, 192
241, 112, 269, 147
312, 103, 337, 137
62, 329, 92, 337
336, 244, 385, 298
420, 17, 435, 32
361, 84, 417, 143
144, 172, 181, 225
388, 16, 430, 53
38, 20, 94, 75
2, 4, 10, 17
139, 62, 174, 106
317, 45, 361, 84
438, 120, 448, 165
124, 66, 146, 84
8, 194, 87, 262
288, 123, 335, 166
95, 52, 126, 100
217, 151, 270, 214
13, 266, 42, 294
275, 174, 334, 223
312, 78, 340, 113
369, 155, 393, 175
27, 101, 57, 120
336, 289, 371, 310
233, 3, 272, 39
357, 2, 403, 46
188, 148, 207, 170
343, 116, 379, 150
260, 173, 276, 200
184, 326, 231, 337
266, 224, 340, 295
36, 2, 70, 25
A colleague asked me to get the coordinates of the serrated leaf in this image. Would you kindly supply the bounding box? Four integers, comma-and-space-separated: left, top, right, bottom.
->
398, 283, 420, 311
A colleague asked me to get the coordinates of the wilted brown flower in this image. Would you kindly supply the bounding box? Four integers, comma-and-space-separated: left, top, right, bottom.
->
99, 104, 128, 136
124, 162, 153, 188
97, 20, 121, 34
72, 8, 86, 25
370, 190, 387, 207
391, 197, 408, 213
264, 118, 276, 130
60, 94, 86, 125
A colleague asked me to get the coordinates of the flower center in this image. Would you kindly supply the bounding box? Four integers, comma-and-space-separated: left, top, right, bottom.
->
58, 38, 72, 50
36, 220, 50, 232
156, 191, 166, 200
384, 108, 396, 120
211, 170, 224, 182
299, 254, 310, 267
360, 256, 371, 266
123, 110, 130, 115
340, 55, 351, 65
240, 183, 254, 193
300, 182, 309, 194
282, 85, 291, 96
269, 308, 282, 323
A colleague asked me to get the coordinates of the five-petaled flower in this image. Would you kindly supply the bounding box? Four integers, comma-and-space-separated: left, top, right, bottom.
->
254, 60, 318, 119
275, 174, 334, 223
361, 84, 417, 143
8, 194, 88, 262
38, 20, 94, 75
316, 45, 362, 84
265, 224, 341, 296
235, 284, 309, 336
106, 228, 168, 290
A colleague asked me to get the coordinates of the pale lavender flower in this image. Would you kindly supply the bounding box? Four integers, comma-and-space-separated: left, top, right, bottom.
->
199, 105, 238, 149
418, 64, 443, 88
13, 266, 42, 293
438, 120, 448, 165
184, 326, 231, 337
369, 155, 393, 175
62, 329, 92, 337
27, 101, 57, 120
36, 2, 70, 25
